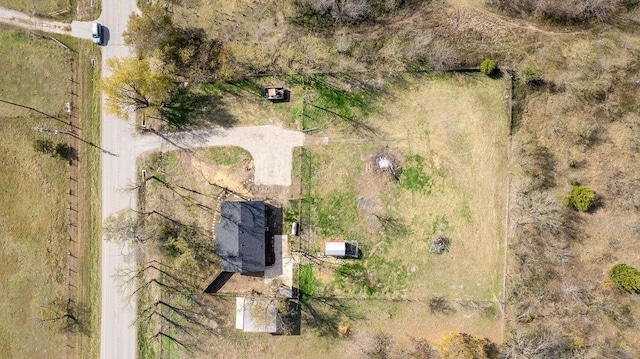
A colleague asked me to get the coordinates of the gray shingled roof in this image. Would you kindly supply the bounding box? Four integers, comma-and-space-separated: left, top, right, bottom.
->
215, 201, 266, 273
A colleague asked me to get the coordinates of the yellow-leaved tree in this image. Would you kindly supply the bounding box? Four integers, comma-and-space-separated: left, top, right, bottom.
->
102, 57, 173, 119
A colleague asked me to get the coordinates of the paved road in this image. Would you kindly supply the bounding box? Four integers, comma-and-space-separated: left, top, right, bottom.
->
96, 0, 141, 358
136, 126, 305, 186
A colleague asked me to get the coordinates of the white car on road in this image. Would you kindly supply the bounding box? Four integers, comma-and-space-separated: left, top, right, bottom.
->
92, 22, 103, 45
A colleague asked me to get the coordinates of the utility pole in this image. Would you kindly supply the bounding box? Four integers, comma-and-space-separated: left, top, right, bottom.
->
33, 126, 69, 136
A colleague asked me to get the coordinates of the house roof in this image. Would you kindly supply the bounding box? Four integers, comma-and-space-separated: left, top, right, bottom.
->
215, 201, 266, 273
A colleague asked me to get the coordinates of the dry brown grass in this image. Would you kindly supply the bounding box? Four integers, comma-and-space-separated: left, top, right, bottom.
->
0, 26, 101, 359
0, 0, 70, 18
498, 7, 640, 357
0, 118, 69, 359
0, 27, 71, 359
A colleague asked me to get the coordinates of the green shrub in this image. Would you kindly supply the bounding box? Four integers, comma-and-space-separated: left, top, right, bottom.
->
520, 66, 542, 84
480, 58, 497, 75
299, 264, 319, 303
565, 185, 595, 211
33, 138, 55, 154
609, 264, 640, 293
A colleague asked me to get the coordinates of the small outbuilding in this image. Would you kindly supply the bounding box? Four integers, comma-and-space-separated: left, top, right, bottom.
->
323, 240, 360, 258
235, 296, 278, 333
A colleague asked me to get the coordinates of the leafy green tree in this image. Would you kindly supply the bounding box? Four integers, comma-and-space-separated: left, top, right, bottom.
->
123, 6, 175, 57
480, 58, 497, 76
565, 185, 595, 212
33, 138, 55, 155
102, 57, 174, 119
609, 263, 640, 293
162, 27, 229, 83
123, 5, 228, 83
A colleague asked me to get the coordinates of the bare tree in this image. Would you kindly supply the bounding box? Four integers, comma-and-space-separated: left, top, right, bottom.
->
37, 298, 90, 335
502, 330, 567, 359
122, 260, 222, 354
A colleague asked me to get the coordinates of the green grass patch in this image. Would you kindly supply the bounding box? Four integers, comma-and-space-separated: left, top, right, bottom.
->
335, 262, 377, 296
205, 146, 251, 166
299, 264, 319, 304
202, 74, 386, 133
76, 36, 102, 359
333, 257, 411, 296
148, 152, 178, 170
137, 292, 156, 359
292, 74, 380, 132
315, 189, 360, 237
399, 154, 435, 194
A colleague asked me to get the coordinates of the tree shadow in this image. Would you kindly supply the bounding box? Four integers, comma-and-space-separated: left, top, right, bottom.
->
55, 143, 78, 162
161, 87, 236, 129
37, 298, 92, 336
429, 296, 456, 316
277, 299, 302, 336
301, 295, 365, 338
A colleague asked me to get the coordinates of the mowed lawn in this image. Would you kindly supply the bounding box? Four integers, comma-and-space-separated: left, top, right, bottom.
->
0, 27, 71, 359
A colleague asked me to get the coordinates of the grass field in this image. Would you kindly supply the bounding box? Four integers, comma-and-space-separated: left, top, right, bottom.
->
0, 30, 69, 117
296, 73, 509, 342
0, 0, 71, 18
0, 27, 71, 359
0, 26, 101, 359
150, 73, 508, 357
70, 32, 102, 359
0, 0, 98, 20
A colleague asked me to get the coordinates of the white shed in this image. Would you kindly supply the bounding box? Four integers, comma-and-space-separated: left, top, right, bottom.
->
323, 241, 359, 258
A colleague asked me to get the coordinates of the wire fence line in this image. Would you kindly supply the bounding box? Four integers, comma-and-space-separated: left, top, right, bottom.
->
64, 54, 79, 359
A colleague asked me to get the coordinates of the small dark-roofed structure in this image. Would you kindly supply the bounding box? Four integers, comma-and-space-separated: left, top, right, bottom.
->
215, 201, 266, 273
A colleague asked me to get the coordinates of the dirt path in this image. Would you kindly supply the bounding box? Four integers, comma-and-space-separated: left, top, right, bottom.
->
0, 6, 70, 33
0, 5, 94, 39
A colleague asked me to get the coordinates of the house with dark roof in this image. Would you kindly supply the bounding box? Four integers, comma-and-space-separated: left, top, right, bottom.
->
206, 201, 272, 293
215, 201, 274, 274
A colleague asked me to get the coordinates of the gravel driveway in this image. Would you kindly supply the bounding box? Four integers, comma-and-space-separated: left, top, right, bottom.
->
135, 125, 305, 186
